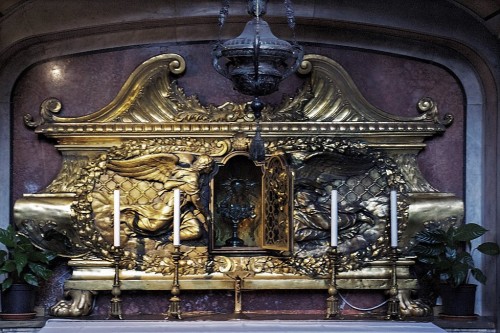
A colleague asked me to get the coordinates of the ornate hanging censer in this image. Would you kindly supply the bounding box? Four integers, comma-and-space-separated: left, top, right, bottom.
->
213, 0, 303, 161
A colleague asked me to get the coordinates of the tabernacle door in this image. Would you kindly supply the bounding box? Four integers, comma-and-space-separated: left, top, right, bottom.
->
261, 154, 293, 254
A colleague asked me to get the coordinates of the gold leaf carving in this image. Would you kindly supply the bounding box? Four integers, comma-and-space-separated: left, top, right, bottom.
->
24, 98, 62, 128
46, 157, 91, 193
70, 138, 230, 266
26, 54, 453, 132
417, 97, 454, 126
393, 154, 438, 192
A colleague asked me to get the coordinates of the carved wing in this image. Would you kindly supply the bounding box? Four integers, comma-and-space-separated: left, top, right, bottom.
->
107, 153, 180, 183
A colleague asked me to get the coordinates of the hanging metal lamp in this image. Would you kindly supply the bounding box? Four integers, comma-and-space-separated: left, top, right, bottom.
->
212, 0, 303, 161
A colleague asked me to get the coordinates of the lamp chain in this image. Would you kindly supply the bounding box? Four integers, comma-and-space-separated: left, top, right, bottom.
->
284, 0, 296, 30
218, 0, 230, 28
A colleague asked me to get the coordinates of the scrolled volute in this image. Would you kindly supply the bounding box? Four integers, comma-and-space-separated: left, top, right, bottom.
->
417, 97, 454, 126
24, 97, 62, 128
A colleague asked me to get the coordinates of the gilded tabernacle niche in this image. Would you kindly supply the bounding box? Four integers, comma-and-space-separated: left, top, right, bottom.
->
15, 53, 463, 318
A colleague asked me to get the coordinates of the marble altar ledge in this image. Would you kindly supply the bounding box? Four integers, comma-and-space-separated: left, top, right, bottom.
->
40, 319, 446, 333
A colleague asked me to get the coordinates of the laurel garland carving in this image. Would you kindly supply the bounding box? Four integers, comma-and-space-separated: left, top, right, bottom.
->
142, 250, 303, 276
393, 154, 438, 192
45, 157, 92, 193
120, 73, 313, 123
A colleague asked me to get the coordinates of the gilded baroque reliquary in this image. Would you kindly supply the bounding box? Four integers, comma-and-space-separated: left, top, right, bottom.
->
15, 53, 463, 317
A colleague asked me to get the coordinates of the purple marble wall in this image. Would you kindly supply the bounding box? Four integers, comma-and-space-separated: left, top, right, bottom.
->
12, 43, 464, 315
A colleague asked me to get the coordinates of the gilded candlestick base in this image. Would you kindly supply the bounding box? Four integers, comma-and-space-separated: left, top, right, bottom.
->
386, 247, 402, 320
326, 289, 341, 319
326, 246, 342, 319
108, 252, 123, 320
166, 245, 183, 320
167, 294, 182, 320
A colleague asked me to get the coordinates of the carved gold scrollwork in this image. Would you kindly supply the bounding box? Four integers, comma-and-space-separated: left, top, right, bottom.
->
24, 97, 62, 128
50, 290, 96, 317
142, 246, 209, 275
262, 82, 313, 122
417, 97, 454, 126
24, 55, 453, 130
231, 132, 250, 151
25, 54, 187, 125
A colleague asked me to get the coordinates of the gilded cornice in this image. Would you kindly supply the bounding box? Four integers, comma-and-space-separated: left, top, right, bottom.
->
24, 53, 453, 149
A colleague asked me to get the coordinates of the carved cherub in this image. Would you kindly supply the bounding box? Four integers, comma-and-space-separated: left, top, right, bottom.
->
106, 153, 214, 242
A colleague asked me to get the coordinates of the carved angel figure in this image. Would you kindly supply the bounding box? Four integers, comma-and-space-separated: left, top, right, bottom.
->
290, 151, 389, 252
294, 184, 388, 246
106, 153, 214, 241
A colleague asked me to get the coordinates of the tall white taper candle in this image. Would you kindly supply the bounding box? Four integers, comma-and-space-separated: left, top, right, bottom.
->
113, 189, 120, 247
390, 190, 398, 248
331, 189, 338, 247
173, 188, 181, 246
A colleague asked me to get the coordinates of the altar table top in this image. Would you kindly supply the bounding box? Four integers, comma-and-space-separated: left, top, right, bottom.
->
40, 319, 446, 333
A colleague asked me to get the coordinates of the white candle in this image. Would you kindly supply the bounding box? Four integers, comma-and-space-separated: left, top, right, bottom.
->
113, 189, 120, 247
390, 190, 398, 248
173, 188, 181, 246
331, 189, 338, 247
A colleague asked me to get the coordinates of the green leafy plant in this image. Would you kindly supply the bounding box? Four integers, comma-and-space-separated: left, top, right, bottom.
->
0, 225, 55, 291
412, 223, 500, 288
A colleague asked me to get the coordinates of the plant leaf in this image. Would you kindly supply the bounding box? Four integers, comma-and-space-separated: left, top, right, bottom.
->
0, 226, 16, 248
433, 259, 452, 273
30, 250, 55, 264
413, 244, 444, 257
28, 262, 52, 280
457, 252, 475, 268
414, 229, 446, 244
470, 267, 487, 284
416, 257, 437, 265
23, 273, 39, 287
0, 260, 16, 273
451, 262, 468, 286
454, 223, 487, 242
444, 246, 457, 261
440, 272, 450, 282
13, 252, 28, 275
0, 250, 7, 262
477, 242, 500, 256
1, 277, 13, 291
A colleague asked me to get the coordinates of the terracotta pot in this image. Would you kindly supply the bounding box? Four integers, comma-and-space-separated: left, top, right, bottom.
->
1, 283, 36, 314
440, 283, 476, 316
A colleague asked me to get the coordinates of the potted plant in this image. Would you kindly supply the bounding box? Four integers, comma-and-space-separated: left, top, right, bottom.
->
412, 222, 500, 317
0, 225, 55, 316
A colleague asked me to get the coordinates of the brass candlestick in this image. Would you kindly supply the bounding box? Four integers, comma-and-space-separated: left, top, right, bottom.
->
108, 249, 123, 320
386, 247, 402, 320
166, 245, 183, 319
326, 246, 341, 319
